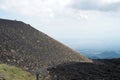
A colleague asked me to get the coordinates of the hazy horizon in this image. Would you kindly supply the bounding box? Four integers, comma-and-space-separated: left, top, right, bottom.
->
0, 0, 120, 50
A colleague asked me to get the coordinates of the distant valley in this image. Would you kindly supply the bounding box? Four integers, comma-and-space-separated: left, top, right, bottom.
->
76, 49, 120, 59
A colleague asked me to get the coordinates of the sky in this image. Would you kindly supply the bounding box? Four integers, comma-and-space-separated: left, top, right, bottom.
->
0, 0, 120, 50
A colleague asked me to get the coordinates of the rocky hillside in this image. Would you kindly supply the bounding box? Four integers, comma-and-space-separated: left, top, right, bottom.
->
0, 19, 92, 71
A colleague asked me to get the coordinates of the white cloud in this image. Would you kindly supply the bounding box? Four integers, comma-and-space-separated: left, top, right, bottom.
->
77, 10, 102, 20
77, 10, 88, 20
0, 0, 120, 20
0, 0, 72, 19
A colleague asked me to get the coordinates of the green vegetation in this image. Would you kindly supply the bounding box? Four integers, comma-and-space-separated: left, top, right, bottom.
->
0, 64, 35, 80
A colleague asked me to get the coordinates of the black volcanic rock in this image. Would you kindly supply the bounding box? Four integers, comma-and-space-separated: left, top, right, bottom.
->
48, 59, 120, 80
0, 19, 92, 70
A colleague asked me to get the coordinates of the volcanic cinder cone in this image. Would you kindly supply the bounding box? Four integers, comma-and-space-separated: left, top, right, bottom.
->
0, 19, 92, 70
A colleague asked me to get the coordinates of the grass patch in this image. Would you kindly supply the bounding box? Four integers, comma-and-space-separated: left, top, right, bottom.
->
0, 64, 35, 80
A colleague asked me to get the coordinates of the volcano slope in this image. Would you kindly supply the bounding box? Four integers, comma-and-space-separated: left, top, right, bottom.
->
0, 19, 92, 71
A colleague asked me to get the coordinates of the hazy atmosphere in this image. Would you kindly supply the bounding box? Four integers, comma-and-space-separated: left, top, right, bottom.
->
1, 0, 120, 80
0, 0, 120, 50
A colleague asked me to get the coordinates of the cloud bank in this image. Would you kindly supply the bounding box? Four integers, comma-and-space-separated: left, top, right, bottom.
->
0, 0, 120, 19
71, 0, 120, 12
0, 0, 71, 19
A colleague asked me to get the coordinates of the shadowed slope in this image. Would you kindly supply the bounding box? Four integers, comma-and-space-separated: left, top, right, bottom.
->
0, 19, 92, 70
